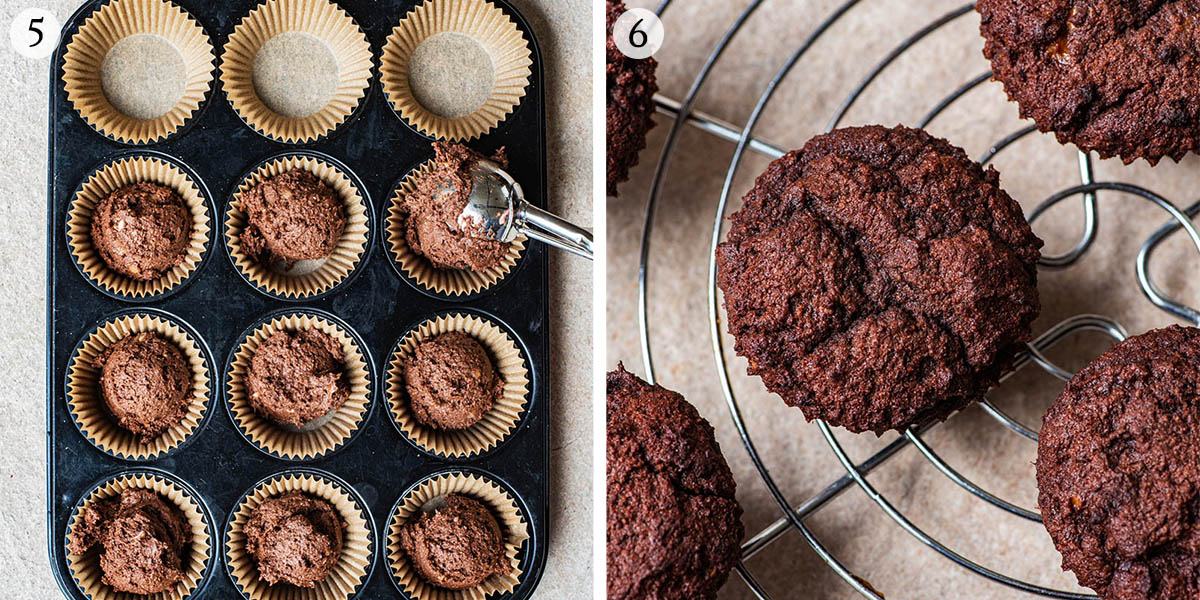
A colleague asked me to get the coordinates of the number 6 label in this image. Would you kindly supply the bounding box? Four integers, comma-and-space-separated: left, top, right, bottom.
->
613, 8, 664, 60
10, 8, 60, 59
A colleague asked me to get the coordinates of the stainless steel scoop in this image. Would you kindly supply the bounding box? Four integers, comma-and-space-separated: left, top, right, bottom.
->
453, 159, 593, 260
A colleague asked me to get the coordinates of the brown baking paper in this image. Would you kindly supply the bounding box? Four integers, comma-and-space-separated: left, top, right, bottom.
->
225, 155, 369, 299
387, 313, 529, 458
66, 313, 211, 461
62, 0, 214, 144
66, 472, 212, 600
225, 472, 372, 600
385, 159, 526, 297
380, 0, 532, 141
226, 313, 371, 460
386, 472, 528, 600
220, 0, 373, 143
67, 156, 211, 299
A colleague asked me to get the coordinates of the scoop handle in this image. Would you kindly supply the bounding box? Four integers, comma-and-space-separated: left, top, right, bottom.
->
515, 202, 593, 260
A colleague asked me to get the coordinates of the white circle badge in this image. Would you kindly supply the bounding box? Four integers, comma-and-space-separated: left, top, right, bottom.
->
613, 8, 664, 60
10, 8, 60, 59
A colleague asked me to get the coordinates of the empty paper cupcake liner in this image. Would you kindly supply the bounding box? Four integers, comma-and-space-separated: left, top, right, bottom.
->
62, 0, 215, 144
225, 311, 373, 461
384, 159, 525, 298
387, 312, 530, 459
225, 470, 375, 600
225, 153, 371, 300
221, 0, 373, 143
381, 0, 533, 141
66, 310, 212, 461
66, 154, 213, 301
65, 470, 214, 600
386, 470, 528, 600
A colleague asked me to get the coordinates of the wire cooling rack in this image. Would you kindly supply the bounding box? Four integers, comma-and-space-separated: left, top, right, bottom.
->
629, 1, 1200, 598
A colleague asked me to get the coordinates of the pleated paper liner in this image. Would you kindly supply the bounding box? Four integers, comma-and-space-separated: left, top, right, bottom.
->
226, 312, 372, 461
221, 0, 373, 143
385, 159, 525, 297
225, 154, 370, 300
62, 0, 214, 144
386, 471, 528, 600
66, 471, 213, 600
66, 311, 212, 461
66, 155, 212, 300
226, 471, 375, 600
380, 0, 533, 141
387, 313, 529, 459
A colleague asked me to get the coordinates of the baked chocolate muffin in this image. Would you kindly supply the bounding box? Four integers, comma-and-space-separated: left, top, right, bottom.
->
402, 142, 510, 272
978, 0, 1200, 164
94, 332, 193, 443
241, 169, 346, 264
1038, 326, 1200, 600
244, 491, 345, 588
398, 494, 511, 590
90, 182, 192, 281
246, 329, 349, 428
715, 125, 1043, 434
607, 365, 742, 600
403, 331, 502, 430
68, 488, 191, 595
606, 0, 657, 197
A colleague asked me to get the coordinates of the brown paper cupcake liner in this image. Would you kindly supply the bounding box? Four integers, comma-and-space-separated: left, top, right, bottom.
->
221, 0, 373, 143
66, 312, 211, 461
381, 0, 533, 141
387, 471, 528, 600
67, 155, 212, 299
226, 155, 370, 299
226, 472, 373, 600
66, 472, 212, 600
62, 0, 214, 144
387, 313, 529, 459
226, 313, 372, 460
385, 159, 525, 297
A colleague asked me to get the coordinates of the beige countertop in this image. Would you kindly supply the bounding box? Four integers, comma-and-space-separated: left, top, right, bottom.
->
0, 0, 590, 597
609, 0, 1200, 598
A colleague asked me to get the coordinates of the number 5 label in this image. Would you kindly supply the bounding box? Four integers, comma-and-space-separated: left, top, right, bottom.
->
10, 8, 60, 59
613, 8, 664, 60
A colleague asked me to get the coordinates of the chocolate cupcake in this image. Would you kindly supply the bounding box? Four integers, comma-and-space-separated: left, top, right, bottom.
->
90, 182, 192, 281
68, 488, 192, 595
398, 494, 511, 591
244, 491, 346, 588
716, 125, 1043, 434
606, 0, 657, 197
978, 0, 1200, 164
403, 331, 502, 430
607, 365, 743, 600
94, 332, 193, 443
246, 328, 350, 429
1038, 326, 1200, 600
241, 169, 346, 266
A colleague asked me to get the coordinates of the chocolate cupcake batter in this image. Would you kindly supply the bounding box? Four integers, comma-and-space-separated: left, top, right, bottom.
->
90, 182, 192, 281
244, 491, 345, 588
399, 494, 511, 591
246, 328, 350, 428
606, 0, 657, 197
404, 331, 502, 430
68, 488, 191, 595
94, 332, 193, 443
402, 142, 510, 272
241, 169, 346, 264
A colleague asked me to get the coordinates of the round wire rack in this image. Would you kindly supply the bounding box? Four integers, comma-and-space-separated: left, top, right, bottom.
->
629, 1, 1200, 598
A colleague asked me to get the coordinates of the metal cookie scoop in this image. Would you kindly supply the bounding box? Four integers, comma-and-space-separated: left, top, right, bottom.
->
453, 159, 593, 260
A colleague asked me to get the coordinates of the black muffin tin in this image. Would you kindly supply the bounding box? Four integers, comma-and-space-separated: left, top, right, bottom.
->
45, 1, 549, 598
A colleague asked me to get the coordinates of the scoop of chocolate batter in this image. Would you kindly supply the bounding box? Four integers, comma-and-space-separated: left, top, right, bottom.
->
246, 328, 350, 428
403, 331, 502, 430
399, 494, 511, 590
244, 491, 345, 588
94, 332, 193, 443
68, 488, 191, 595
402, 142, 510, 272
241, 169, 346, 264
90, 182, 192, 281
